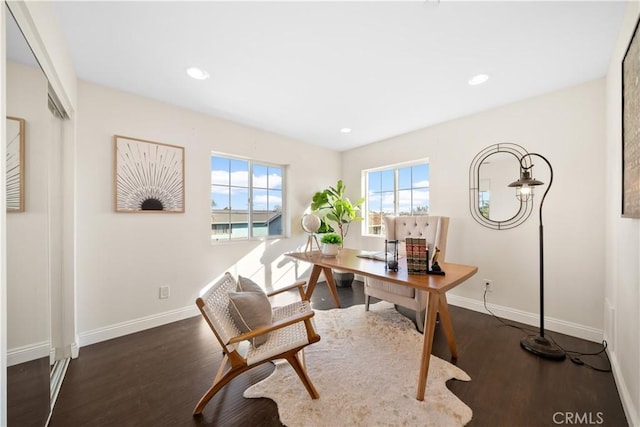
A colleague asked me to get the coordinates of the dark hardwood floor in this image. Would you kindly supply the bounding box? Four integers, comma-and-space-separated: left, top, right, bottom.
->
7, 357, 50, 427
48, 281, 627, 427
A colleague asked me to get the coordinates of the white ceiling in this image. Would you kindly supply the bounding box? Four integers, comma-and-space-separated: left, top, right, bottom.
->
44, 1, 626, 151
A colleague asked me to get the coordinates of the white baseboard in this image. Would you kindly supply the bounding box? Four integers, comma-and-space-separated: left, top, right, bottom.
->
446, 294, 604, 343
7, 341, 50, 367
70, 341, 79, 358
78, 305, 199, 347
608, 348, 639, 427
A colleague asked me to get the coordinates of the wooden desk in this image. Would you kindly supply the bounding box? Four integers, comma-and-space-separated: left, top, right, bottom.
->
286, 248, 478, 401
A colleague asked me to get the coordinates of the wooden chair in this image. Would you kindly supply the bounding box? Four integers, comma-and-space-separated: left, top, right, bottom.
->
193, 272, 321, 415
364, 215, 449, 332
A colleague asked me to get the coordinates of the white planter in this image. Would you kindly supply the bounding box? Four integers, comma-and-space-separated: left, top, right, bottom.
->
322, 243, 340, 257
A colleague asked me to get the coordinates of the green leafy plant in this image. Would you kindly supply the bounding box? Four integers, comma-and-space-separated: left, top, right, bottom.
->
311, 180, 364, 246
316, 218, 334, 234
320, 233, 343, 245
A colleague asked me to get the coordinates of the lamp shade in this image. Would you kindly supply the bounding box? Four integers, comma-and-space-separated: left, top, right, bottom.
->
508, 170, 544, 188
508, 170, 544, 202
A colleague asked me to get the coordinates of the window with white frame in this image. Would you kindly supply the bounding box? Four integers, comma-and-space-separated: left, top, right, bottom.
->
210, 154, 285, 241
364, 160, 429, 236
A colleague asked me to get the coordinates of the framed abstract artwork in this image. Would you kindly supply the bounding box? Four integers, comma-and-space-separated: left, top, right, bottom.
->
114, 135, 185, 213
6, 116, 25, 212
622, 15, 640, 218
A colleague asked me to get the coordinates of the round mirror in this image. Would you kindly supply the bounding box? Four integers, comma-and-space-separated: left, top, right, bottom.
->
469, 143, 533, 230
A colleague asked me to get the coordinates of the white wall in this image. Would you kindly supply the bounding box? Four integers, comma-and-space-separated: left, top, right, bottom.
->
344, 79, 606, 341
604, 2, 640, 426
75, 81, 340, 344
6, 61, 50, 364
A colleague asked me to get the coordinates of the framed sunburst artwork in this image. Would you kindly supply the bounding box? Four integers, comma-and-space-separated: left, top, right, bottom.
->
6, 116, 25, 213
114, 135, 185, 213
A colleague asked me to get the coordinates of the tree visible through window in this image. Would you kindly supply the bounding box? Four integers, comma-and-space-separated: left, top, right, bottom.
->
364, 161, 429, 235
211, 154, 284, 241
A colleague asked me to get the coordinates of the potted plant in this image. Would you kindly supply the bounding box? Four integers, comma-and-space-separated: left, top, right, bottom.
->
320, 233, 342, 257
312, 180, 364, 286
311, 180, 364, 246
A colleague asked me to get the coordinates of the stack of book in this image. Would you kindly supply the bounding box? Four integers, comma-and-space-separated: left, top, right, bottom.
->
406, 237, 429, 275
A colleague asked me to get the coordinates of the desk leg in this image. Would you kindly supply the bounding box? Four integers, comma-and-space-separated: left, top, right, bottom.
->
321, 267, 342, 308
417, 293, 440, 401
303, 266, 341, 308
437, 293, 458, 359
304, 265, 323, 300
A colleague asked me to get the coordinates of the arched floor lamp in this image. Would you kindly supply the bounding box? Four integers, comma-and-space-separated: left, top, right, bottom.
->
508, 153, 566, 361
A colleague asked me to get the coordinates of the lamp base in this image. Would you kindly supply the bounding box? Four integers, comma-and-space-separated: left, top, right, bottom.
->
520, 335, 566, 361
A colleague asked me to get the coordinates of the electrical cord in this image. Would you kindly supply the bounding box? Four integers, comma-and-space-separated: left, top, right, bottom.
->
482, 287, 537, 335
548, 335, 612, 373
482, 287, 612, 372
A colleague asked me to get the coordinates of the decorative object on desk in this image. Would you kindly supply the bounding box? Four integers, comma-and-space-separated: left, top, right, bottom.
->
508, 152, 565, 361
469, 143, 535, 229
431, 246, 441, 266
6, 116, 25, 212
114, 135, 185, 213
320, 233, 342, 257
301, 213, 321, 255
429, 246, 445, 275
406, 237, 429, 275
622, 14, 640, 218
357, 250, 400, 261
385, 239, 399, 271
244, 302, 472, 427
310, 179, 364, 247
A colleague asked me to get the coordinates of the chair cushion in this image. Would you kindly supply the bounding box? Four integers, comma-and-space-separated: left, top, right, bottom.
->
245, 301, 313, 365
228, 277, 272, 347
238, 275, 264, 293
228, 292, 272, 347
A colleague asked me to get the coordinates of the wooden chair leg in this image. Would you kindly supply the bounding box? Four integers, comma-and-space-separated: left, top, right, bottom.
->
299, 348, 306, 369
213, 354, 230, 384
286, 353, 319, 399
364, 294, 370, 311
193, 365, 248, 415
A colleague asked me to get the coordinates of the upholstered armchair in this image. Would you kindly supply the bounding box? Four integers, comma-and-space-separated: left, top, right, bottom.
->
364, 215, 449, 332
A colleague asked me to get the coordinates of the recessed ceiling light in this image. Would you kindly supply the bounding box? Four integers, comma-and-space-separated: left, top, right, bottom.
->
186, 67, 210, 80
468, 74, 489, 86
340, 128, 352, 134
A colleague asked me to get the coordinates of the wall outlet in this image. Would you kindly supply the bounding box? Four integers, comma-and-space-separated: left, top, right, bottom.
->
159, 286, 170, 299
483, 279, 493, 292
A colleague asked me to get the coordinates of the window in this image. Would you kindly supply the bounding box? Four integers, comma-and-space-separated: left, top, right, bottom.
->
364, 160, 429, 235
211, 154, 285, 241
